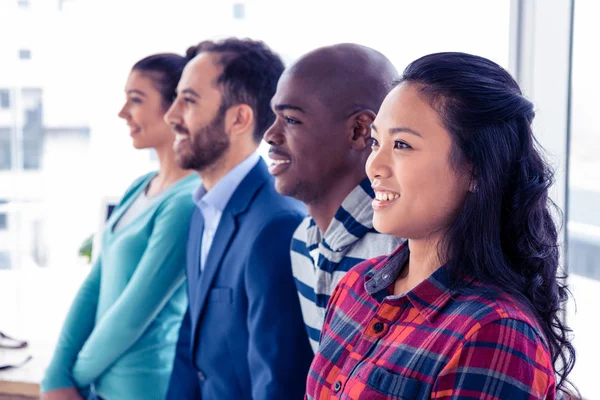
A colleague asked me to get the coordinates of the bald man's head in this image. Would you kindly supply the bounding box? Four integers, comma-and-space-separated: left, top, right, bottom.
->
264, 43, 398, 205
285, 43, 398, 118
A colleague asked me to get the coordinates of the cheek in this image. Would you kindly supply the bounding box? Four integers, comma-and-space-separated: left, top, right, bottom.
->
304, 144, 338, 181
375, 156, 464, 238
289, 137, 318, 166
365, 151, 376, 180
128, 107, 141, 124
185, 110, 210, 133
133, 107, 153, 128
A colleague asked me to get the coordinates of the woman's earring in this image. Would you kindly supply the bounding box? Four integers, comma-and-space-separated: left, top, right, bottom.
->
472, 183, 478, 193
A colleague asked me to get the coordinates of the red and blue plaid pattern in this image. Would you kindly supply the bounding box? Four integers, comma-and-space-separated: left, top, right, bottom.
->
306, 243, 556, 399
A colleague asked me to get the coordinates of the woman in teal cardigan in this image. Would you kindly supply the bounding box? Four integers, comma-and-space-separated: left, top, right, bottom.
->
41, 54, 199, 400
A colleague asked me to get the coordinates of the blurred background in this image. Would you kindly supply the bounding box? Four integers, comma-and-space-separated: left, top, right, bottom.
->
0, 0, 597, 398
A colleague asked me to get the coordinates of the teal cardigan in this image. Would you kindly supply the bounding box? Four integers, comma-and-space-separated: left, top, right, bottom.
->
42, 172, 200, 400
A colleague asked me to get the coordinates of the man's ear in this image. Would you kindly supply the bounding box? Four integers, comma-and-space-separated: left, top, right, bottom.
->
226, 104, 255, 138
348, 109, 376, 151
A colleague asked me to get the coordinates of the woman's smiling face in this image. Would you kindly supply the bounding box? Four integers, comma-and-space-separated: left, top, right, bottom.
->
366, 83, 471, 240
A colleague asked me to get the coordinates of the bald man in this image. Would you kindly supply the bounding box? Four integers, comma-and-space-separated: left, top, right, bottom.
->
264, 43, 403, 352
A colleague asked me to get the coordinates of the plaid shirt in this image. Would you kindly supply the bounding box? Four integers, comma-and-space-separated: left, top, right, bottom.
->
291, 179, 401, 352
307, 243, 556, 400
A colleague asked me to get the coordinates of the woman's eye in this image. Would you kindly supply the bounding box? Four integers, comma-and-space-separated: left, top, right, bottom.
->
131, 98, 142, 104
369, 137, 379, 147
394, 140, 411, 150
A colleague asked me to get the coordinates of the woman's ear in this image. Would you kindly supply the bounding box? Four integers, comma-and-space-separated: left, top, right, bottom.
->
469, 169, 479, 193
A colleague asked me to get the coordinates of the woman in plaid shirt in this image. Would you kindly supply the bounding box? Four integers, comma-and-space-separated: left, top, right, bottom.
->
306, 52, 577, 399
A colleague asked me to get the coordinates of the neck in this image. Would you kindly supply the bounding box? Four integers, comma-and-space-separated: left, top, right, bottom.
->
152, 143, 193, 192
199, 144, 256, 192
394, 234, 444, 295
308, 170, 367, 234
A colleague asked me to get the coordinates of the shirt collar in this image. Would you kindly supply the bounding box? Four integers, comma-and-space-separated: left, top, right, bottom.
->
365, 242, 457, 323
307, 178, 376, 252
193, 152, 260, 212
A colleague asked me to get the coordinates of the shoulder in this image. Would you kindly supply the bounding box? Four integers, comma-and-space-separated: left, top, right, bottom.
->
154, 176, 200, 220
243, 211, 305, 278
130, 171, 156, 188
242, 181, 306, 231
470, 316, 547, 349
446, 285, 549, 351
243, 207, 305, 265
254, 210, 306, 244
457, 312, 554, 392
292, 216, 312, 241
255, 181, 306, 216
120, 172, 156, 202
437, 310, 555, 399
163, 175, 200, 205
349, 232, 403, 259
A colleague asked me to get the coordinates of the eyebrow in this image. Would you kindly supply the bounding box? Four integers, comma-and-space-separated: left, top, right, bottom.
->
127, 89, 146, 97
181, 89, 200, 98
371, 124, 423, 138
273, 103, 306, 113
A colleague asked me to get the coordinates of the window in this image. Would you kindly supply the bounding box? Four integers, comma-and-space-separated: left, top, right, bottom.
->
0, 128, 11, 170
0, 89, 10, 109
566, 1, 600, 398
58, 0, 75, 11
19, 49, 31, 60
0, 252, 11, 270
233, 3, 245, 19
0, 3, 515, 398
0, 200, 8, 231
21, 88, 43, 170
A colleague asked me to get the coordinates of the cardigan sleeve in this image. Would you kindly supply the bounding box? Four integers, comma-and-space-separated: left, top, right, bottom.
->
69, 196, 190, 387
41, 257, 102, 392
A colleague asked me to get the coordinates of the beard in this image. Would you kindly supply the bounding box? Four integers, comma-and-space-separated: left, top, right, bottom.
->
176, 107, 230, 171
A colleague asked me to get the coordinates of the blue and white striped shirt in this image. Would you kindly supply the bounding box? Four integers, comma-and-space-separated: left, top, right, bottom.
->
290, 179, 402, 352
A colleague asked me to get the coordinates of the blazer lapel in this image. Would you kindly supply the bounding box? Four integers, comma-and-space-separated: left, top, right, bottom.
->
187, 208, 204, 295
192, 160, 270, 331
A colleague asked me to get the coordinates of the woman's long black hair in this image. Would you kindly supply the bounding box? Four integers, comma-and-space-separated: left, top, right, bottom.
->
399, 52, 575, 394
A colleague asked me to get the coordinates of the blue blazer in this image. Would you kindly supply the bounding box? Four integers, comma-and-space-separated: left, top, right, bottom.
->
167, 160, 313, 400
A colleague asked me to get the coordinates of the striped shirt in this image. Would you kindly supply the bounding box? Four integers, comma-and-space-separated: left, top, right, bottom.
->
306, 243, 557, 400
291, 179, 402, 352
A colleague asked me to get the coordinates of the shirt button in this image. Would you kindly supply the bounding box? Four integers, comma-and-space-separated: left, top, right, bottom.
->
373, 322, 385, 333
198, 371, 206, 381
383, 273, 390, 280
333, 381, 342, 393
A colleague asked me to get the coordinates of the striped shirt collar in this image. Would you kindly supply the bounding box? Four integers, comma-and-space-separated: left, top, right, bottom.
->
306, 178, 376, 253
364, 242, 456, 324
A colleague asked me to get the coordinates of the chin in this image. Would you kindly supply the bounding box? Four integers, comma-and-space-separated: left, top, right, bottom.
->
132, 140, 149, 150
373, 216, 395, 236
175, 157, 193, 170
274, 178, 292, 196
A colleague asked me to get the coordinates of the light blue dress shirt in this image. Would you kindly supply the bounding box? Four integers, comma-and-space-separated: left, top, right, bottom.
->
193, 152, 260, 270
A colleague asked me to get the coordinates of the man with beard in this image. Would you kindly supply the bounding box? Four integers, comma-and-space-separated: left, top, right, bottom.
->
264, 44, 403, 352
165, 39, 312, 400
